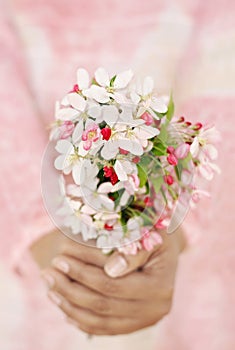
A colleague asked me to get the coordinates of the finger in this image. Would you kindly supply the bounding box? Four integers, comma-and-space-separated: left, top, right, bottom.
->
60, 238, 109, 267
56, 297, 156, 336
44, 265, 152, 317
51, 255, 154, 299
104, 250, 152, 278
103, 233, 163, 278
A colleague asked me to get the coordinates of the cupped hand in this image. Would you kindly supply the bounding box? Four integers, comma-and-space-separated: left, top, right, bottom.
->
41, 228, 185, 335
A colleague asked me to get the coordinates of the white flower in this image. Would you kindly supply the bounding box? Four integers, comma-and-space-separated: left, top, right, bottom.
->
54, 140, 93, 185
83, 67, 133, 103
76, 68, 90, 90
96, 226, 123, 250
190, 126, 220, 160
190, 126, 221, 180
63, 199, 97, 240
73, 167, 115, 212
130, 76, 168, 118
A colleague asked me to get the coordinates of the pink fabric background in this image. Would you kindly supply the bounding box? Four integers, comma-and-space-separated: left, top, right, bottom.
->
0, 0, 234, 349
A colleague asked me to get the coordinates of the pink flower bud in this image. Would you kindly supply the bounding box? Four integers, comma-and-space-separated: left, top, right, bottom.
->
144, 197, 154, 207
174, 143, 190, 159
59, 121, 75, 139
104, 223, 113, 231
101, 127, 112, 140
141, 112, 154, 126
193, 122, 203, 130
167, 153, 178, 166
132, 156, 140, 163
164, 174, 174, 185
72, 84, 80, 93
167, 146, 175, 154
119, 148, 129, 155
177, 116, 185, 123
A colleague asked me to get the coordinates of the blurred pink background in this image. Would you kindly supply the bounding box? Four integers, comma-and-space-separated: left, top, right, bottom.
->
0, 0, 235, 349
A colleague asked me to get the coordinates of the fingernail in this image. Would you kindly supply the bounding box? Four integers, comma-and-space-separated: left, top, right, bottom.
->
48, 291, 62, 306
104, 255, 128, 277
52, 258, 70, 273
41, 273, 55, 288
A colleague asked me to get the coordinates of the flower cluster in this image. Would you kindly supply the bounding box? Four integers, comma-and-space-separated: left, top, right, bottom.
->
50, 67, 220, 254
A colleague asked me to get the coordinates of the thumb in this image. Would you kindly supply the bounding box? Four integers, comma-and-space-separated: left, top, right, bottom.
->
104, 249, 153, 278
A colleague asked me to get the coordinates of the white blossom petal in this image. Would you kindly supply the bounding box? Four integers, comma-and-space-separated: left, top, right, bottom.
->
130, 91, 141, 105
83, 85, 110, 103
55, 139, 72, 154
120, 190, 130, 206
95, 67, 110, 87
134, 125, 160, 140
102, 105, 119, 124
56, 107, 79, 121
72, 120, 84, 143
72, 162, 83, 185
151, 97, 168, 113
54, 154, 67, 170
114, 160, 128, 181
118, 139, 143, 156
97, 182, 115, 193
101, 142, 119, 160
77, 68, 90, 90
67, 93, 86, 112
114, 69, 133, 89
204, 144, 218, 160
190, 137, 199, 158
143, 76, 154, 95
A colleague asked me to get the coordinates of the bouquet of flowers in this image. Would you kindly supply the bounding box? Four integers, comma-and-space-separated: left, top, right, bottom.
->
48, 67, 220, 254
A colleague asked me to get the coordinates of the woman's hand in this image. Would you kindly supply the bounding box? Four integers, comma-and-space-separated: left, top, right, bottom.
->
41, 228, 185, 335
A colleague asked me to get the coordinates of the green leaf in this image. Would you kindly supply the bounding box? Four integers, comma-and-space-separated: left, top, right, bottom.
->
151, 176, 163, 194
166, 93, 174, 122
160, 188, 168, 204
139, 211, 154, 225
110, 75, 116, 87
175, 162, 183, 181
137, 164, 148, 187
152, 142, 167, 156
158, 123, 168, 143
139, 155, 152, 169
120, 214, 128, 234
152, 110, 166, 119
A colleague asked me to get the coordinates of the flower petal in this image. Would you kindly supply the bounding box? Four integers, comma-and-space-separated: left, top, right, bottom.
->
134, 125, 160, 140
97, 182, 115, 193
118, 139, 143, 156
77, 68, 90, 90
190, 137, 199, 157
151, 97, 168, 113
204, 144, 218, 160
56, 107, 79, 121
101, 142, 119, 160
95, 67, 110, 87
54, 154, 67, 170
72, 120, 84, 143
83, 85, 110, 103
67, 93, 86, 112
114, 69, 133, 89
143, 76, 154, 96
55, 139, 73, 154
102, 105, 119, 124
72, 162, 83, 185
174, 143, 190, 159
114, 160, 128, 181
